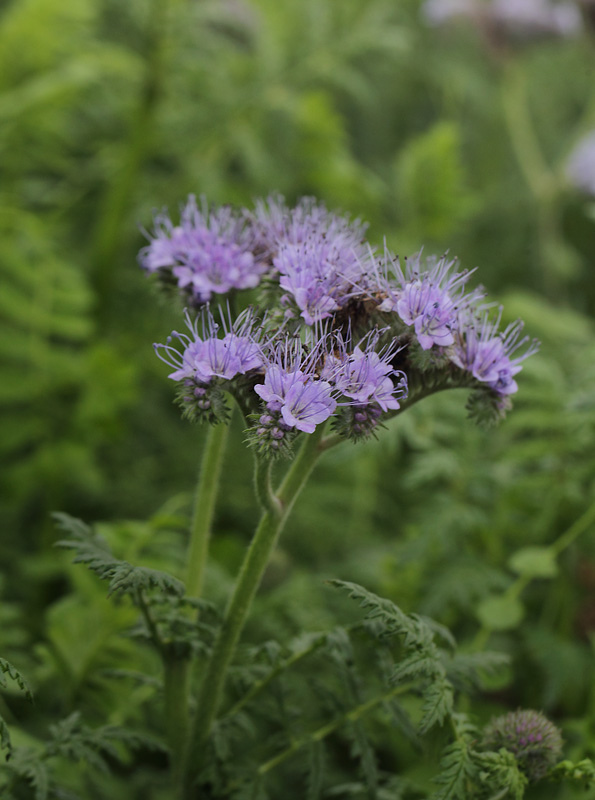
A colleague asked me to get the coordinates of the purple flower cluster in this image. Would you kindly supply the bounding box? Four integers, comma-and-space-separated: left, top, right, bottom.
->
254, 196, 372, 325
482, 709, 563, 782
148, 194, 538, 448
250, 329, 406, 447
139, 196, 267, 304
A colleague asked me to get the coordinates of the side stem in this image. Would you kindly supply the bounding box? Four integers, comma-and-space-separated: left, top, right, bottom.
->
183, 425, 326, 794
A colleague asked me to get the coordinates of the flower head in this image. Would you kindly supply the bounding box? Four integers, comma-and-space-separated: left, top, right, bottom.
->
253, 196, 372, 325
139, 195, 267, 304
331, 329, 407, 412
254, 336, 337, 433
482, 709, 563, 782
155, 306, 263, 386
377, 251, 483, 351
451, 311, 539, 395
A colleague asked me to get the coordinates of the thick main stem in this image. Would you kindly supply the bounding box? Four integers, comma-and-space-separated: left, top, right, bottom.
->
164, 422, 229, 790
183, 426, 325, 794
186, 422, 230, 600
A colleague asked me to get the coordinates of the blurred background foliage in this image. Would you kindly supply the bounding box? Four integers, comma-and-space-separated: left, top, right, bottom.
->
1, 0, 595, 796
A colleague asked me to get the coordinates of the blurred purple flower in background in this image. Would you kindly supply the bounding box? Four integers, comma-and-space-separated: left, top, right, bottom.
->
566, 131, 595, 196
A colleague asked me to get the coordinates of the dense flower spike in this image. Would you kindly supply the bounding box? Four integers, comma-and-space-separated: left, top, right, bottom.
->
482, 709, 563, 781
139, 195, 267, 304
148, 194, 539, 447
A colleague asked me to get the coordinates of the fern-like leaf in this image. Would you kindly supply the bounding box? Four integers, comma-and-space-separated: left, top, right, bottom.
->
445, 651, 510, 692
331, 581, 456, 733
432, 715, 478, 800
419, 674, 454, 734
476, 750, 528, 800
7, 749, 50, 800
0, 657, 33, 701
53, 512, 185, 598
0, 657, 33, 756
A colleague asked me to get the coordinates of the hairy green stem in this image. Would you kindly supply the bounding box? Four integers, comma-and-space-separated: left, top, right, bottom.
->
254, 456, 281, 515
186, 422, 230, 600
163, 421, 229, 791
183, 425, 326, 794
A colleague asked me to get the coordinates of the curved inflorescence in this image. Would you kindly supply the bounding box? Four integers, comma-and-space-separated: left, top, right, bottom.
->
145, 195, 539, 454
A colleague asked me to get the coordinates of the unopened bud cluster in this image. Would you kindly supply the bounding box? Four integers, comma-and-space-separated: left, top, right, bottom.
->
482, 709, 563, 782
142, 195, 539, 455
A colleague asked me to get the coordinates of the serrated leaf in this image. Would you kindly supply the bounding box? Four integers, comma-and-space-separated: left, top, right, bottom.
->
53, 512, 185, 598
476, 595, 525, 631
419, 675, 453, 734
476, 750, 528, 800
432, 739, 477, 800
508, 546, 558, 579
0, 715, 12, 753
0, 657, 33, 700
8, 750, 50, 800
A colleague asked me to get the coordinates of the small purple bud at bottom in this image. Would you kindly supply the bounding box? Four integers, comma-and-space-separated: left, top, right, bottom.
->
481, 710, 563, 782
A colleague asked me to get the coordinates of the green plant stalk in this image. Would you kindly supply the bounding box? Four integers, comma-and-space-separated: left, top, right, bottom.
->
182, 425, 326, 794
255, 682, 413, 778
550, 498, 595, 557
223, 633, 328, 721
186, 421, 231, 600
163, 421, 229, 789
473, 499, 595, 649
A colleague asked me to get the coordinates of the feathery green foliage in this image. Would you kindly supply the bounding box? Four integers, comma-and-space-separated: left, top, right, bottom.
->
53, 512, 185, 599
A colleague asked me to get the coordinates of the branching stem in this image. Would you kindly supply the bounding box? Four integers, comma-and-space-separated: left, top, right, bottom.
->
255, 682, 413, 778
182, 425, 326, 795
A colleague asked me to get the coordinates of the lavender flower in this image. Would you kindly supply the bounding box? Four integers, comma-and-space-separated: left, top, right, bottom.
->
421, 0, 477, 26
566, 130, 595, 196
254, 340, 337, 434
149, 195, 539, 436
377, 252, 483, 351
451, 312, 539, 395
139, 195, 267, 304
482, 709, 563, 781
331, 330, 407, 412
155, 307, 263, 385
